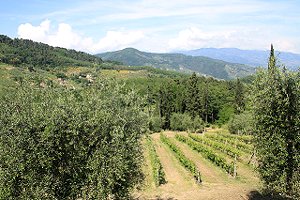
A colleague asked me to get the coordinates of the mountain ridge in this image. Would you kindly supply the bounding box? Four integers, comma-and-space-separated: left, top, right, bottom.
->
97, 48, 255, 80
176, 47, 300, 70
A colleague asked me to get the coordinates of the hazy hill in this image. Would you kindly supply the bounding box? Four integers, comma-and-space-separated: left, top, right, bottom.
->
0, 35, 103, 68
97, 48, 255, 80
177, 48, 300, 70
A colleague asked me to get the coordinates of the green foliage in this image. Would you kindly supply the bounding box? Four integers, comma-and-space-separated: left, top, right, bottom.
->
192, 116, 205, 133
146, 136, 166, 186
153, 73, 235, 127
234, 78, 245, 113
160, 134, 201, 183
216, 105, 235, 125
186, 72, 201, 119
228, 111, 254, 135
217, 132, 253, 144
176, 134, 235, 175
205, 133, 253, 154
170, 113, 193, 131
0, 34, 103, 68
189, 134, 241, 159
158, 82, 175, 129
55, 72, 67, 79
252, 45, 300, 198
148, 116, 164, 132
0, 79, 146, 199
170, 113, 204, 133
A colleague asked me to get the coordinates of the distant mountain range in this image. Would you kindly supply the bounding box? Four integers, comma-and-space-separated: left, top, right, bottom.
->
97, 48, 255, 80
176, 48, 300, 71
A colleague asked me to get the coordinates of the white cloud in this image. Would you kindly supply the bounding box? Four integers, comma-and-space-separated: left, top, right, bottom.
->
93, 30, 144, 52
17, 19, 51, 42
168, 27, 299, 53
17, 20, 299, 54
17, 20, 145, 53
168, 27, 236, 50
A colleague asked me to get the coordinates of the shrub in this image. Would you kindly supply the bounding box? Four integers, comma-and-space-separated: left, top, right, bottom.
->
170, 113, 204, 133
149, 116, 164, 132
56, 72, 67, 79
228, 111, 253, 135
170, 113, 192, 131
192, 116, 205, 133
0, 79, 146, 199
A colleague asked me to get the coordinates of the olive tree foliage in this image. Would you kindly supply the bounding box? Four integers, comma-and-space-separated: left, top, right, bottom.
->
252, 45, 300, 198
228, 111, 254, 135
170, 113, 204, 133
0, 79, 146, 199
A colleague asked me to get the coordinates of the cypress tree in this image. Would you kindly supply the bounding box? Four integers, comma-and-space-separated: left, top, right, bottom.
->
186, 72, 201, 119
268, 44, 276, 71
158, 81, 175, 129
234, 78, 245, 114
252, 45, 300, 198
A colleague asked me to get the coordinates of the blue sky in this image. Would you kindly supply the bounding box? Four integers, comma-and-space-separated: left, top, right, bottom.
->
1, 0, 300, 53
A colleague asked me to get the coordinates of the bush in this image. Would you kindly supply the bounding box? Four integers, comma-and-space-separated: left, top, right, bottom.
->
0, 79, 146, 199
56, 72, 67, 79
192, 116, 205, 133
170, 113, 204, 133
149, 116, 164, 132
228, 111, 253, 135
170, 113, 193, 131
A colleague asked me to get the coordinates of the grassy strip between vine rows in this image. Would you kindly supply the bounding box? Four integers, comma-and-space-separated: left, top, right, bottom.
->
160, 134, 202, 184
205, 134, 253, 154
189, 133, 241, 159
175, 134, 235, 176
146, 135, 166, 186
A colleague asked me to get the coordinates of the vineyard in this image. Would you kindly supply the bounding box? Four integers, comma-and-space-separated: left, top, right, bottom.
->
137, 129, 261, 200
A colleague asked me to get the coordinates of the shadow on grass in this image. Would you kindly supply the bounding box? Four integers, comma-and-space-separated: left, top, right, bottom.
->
247, 190, 293, 200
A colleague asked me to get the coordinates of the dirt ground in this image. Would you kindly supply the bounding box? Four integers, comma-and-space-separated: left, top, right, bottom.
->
133, 131, 266, 200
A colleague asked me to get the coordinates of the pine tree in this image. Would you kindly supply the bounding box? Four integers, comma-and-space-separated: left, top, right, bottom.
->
252, 45, 300, 198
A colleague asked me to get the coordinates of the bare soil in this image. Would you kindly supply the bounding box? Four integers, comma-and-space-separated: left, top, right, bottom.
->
134, 131, 264, 200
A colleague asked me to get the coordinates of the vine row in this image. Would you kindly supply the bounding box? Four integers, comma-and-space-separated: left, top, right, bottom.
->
175, 134, 235, 176
146, 136, 166, 186
205, 134, 253, 154
189, 134, 241, 159
160, 134, 201, 183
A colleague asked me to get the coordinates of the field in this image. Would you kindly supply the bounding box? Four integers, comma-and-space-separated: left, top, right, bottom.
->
135, 129, 262, 200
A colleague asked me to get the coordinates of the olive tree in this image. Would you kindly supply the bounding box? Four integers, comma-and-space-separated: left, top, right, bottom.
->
0, 79, 146, 199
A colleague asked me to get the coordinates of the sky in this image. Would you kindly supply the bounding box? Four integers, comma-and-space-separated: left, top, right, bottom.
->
1, 0, 300, 54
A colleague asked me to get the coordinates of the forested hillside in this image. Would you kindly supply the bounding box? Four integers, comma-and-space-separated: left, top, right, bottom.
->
0, 35, 103, 68
97, 48, 255, 80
